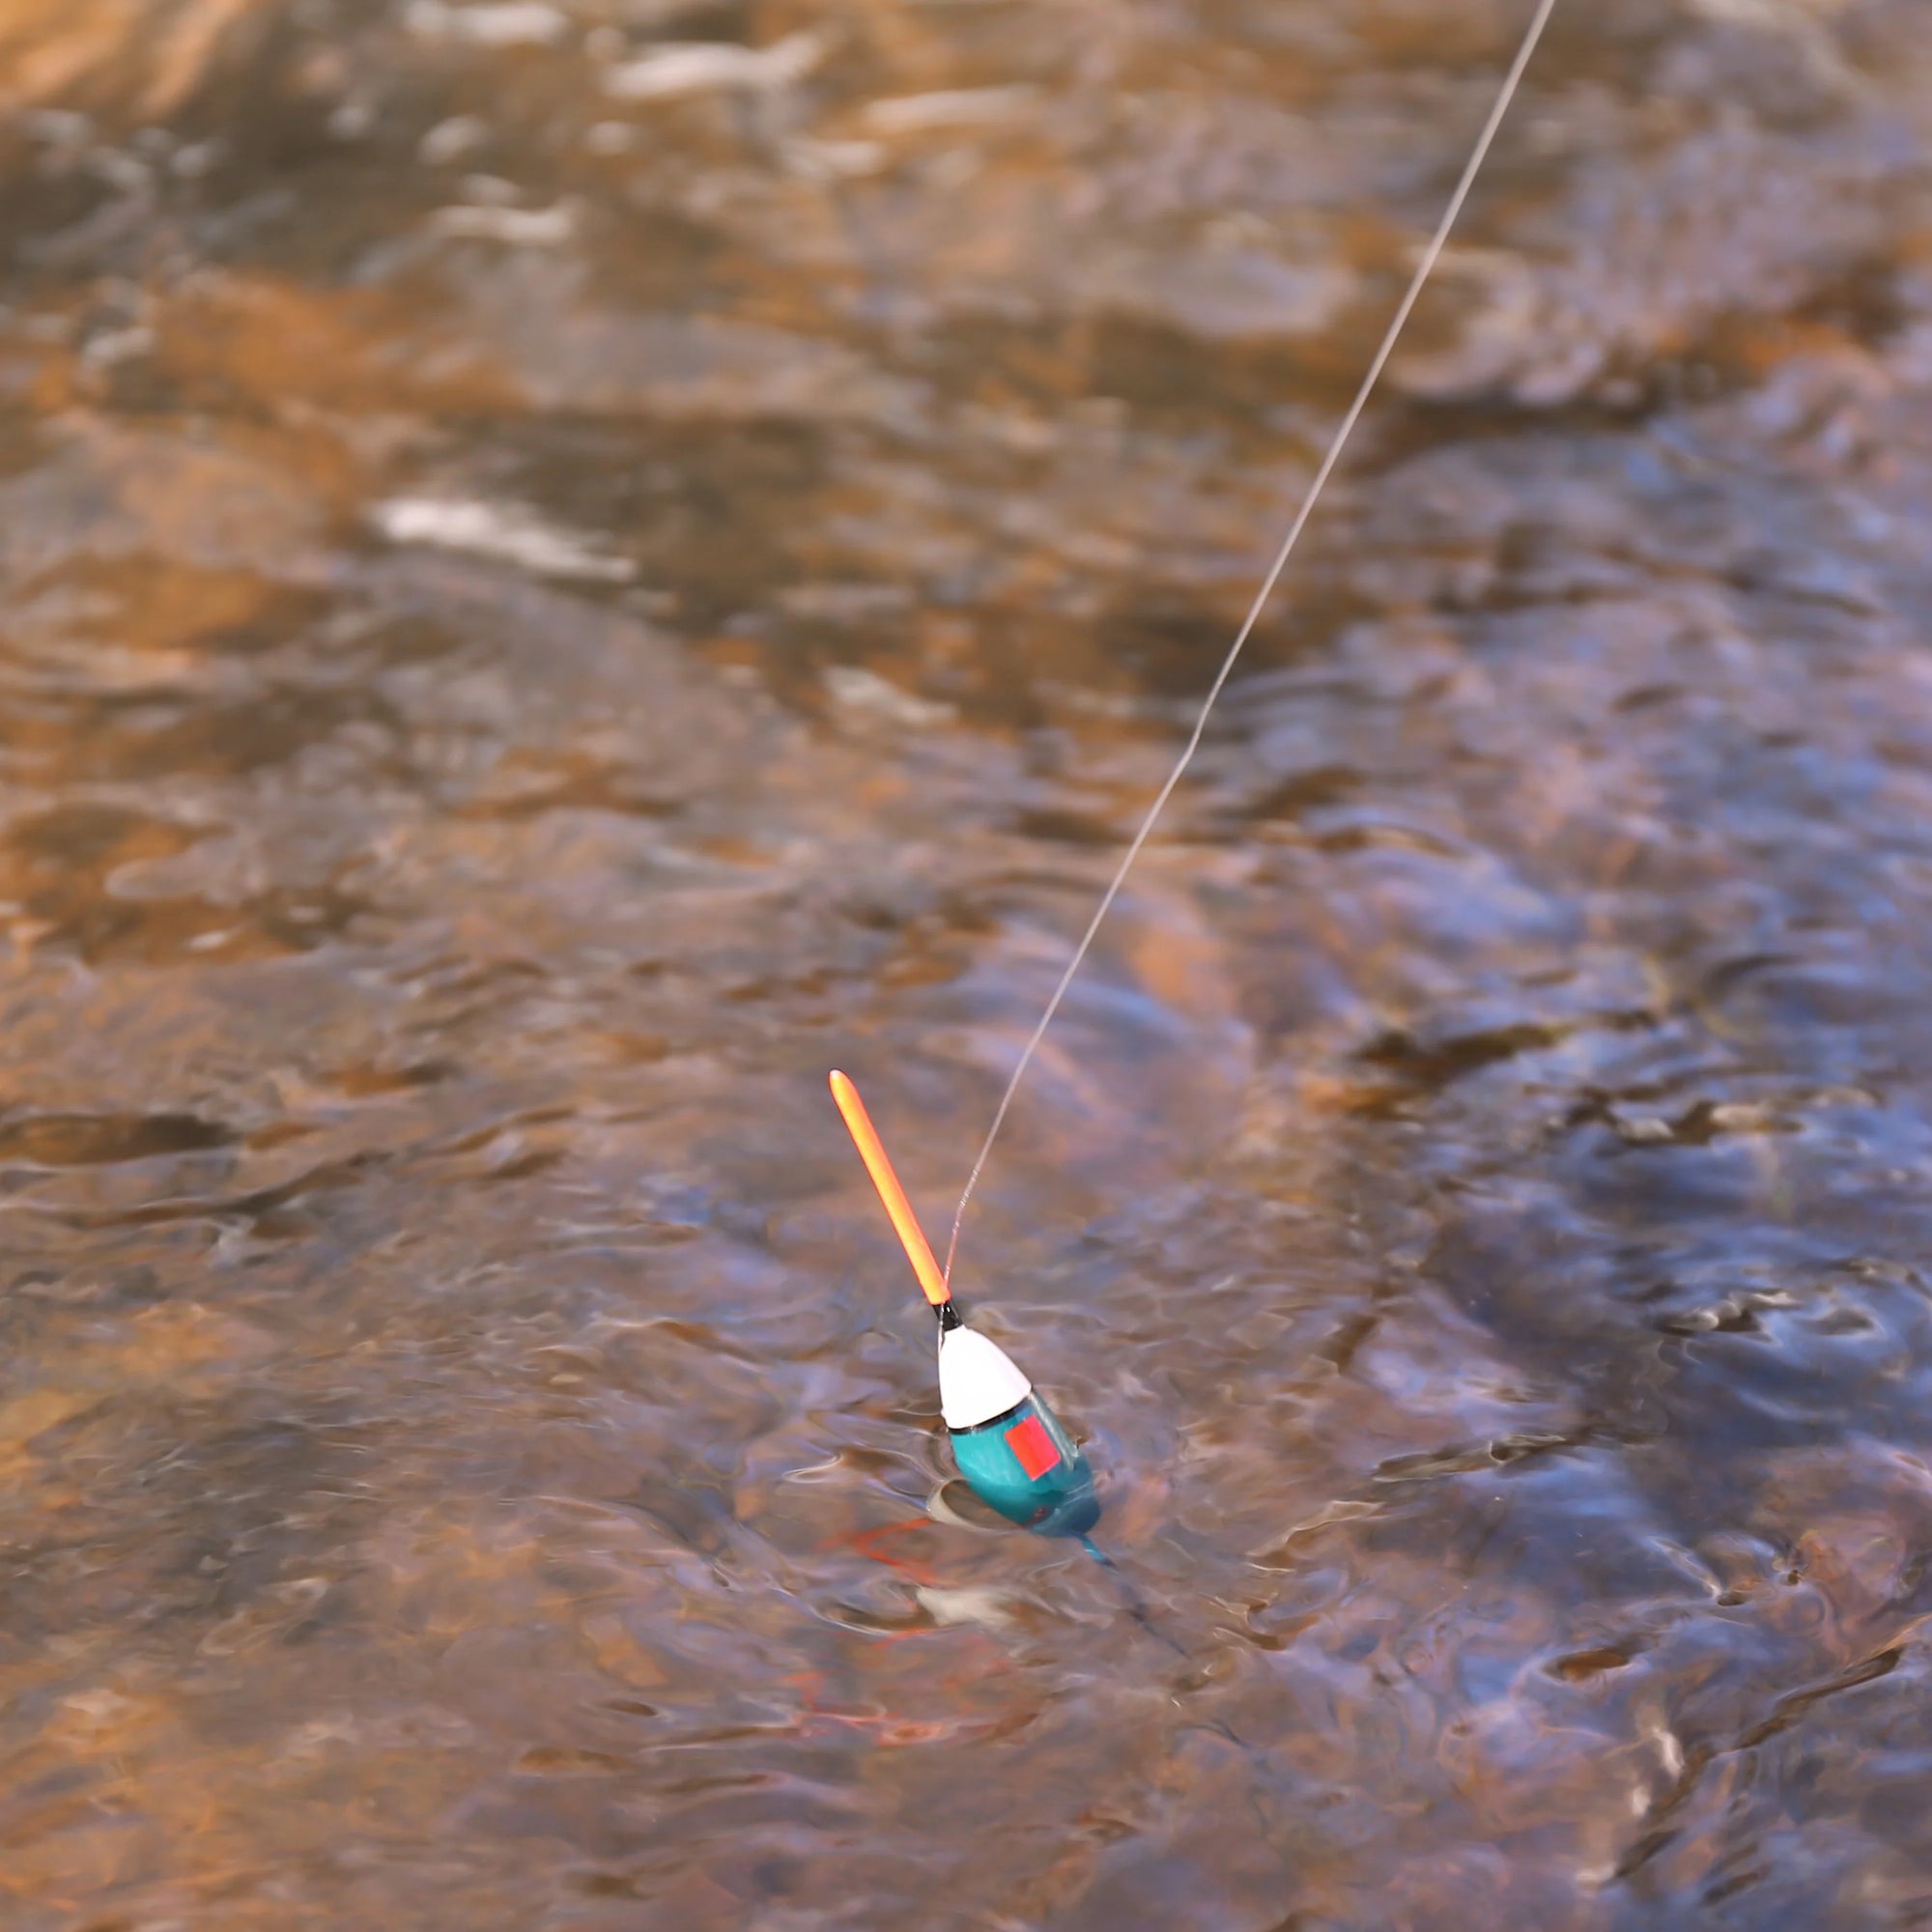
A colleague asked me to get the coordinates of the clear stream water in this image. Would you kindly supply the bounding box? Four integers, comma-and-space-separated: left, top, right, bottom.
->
3, 2, 1932, 1927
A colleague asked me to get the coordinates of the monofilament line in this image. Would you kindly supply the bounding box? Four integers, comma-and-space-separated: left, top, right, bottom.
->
942, 0, 1559, 1286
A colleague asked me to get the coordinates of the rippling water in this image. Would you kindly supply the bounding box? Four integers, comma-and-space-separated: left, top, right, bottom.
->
5, 2, 1932, 1926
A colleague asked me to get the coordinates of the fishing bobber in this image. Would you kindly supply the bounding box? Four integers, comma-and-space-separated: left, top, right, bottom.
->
830, 1070, 1098, 1536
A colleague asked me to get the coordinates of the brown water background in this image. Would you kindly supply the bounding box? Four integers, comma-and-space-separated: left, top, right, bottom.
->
4, 2, 1932, 1926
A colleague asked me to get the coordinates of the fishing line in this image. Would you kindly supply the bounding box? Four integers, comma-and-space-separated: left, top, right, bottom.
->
1080, 1533, 1189, 1658
827, 0, 1560, 1574
941, 0, 1560, 1286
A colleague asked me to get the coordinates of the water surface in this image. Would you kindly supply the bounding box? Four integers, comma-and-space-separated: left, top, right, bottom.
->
5, 2, 1932, 1927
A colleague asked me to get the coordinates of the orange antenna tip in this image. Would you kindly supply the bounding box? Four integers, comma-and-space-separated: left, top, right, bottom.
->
828, 1070, 951, 1308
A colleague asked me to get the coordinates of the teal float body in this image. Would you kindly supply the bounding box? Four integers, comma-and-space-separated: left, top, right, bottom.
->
949, 1392, 1098, 1535
935, 1318, 1097, 1535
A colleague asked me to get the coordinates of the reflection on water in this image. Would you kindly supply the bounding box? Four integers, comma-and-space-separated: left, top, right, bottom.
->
4, 1, 1932, 1925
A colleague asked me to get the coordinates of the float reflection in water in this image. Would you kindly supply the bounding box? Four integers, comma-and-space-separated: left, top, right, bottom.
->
829, 1070, 1098, 1537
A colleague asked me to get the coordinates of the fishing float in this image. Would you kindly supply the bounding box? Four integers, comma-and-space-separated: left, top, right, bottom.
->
829, 1069, 1098, 1536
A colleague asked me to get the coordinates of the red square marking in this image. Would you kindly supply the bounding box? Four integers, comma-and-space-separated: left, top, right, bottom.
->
1005, 1413, 1062, 1480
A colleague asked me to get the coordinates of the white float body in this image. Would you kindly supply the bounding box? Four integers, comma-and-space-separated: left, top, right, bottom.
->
937, 1324, 1032, 1431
